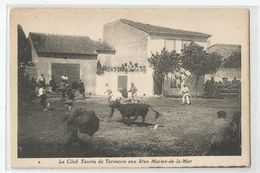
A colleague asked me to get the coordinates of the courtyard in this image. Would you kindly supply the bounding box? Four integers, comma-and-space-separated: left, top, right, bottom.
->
18, 96, 241, 158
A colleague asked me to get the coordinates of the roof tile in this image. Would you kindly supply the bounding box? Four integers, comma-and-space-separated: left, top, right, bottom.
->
29, 32, 115, 55
120, 19, 211, 38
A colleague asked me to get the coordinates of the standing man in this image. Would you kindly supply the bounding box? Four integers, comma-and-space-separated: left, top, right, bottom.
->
209, 77, 216, 98
78, 79, 85, 97
37, 74, 46, 87
60, 79, 67, 102
29, 77, 37, 101
128, 82, 138, 102
72, 80, 79, 91
38, 85, 48, 111
104, 83, 111, 96
204, 79, 210, 98
49, 76, 57, 92
181, 84, 191, 105
104, 83, 112, 104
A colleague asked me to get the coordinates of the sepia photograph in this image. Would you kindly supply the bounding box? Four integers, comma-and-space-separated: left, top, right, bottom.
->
9, 8, 250, 168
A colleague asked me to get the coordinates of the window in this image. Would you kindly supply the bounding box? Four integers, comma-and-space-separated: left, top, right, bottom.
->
164, 39, 176, 51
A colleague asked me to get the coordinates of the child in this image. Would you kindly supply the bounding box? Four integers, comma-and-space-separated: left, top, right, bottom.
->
38, 85, 48, 111
181, 84, 190, 105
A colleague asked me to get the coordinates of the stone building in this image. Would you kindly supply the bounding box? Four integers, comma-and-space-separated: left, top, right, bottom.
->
28, 32, 115, 95
98, 19, 211, 96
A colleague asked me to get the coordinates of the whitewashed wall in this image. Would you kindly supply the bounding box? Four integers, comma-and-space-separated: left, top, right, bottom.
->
175, 40, 183, 53
97, 53, 115, 67
96, 67, 154, 96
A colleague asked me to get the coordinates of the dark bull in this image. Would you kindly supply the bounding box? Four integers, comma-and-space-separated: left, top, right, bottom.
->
109, 102, 160, 123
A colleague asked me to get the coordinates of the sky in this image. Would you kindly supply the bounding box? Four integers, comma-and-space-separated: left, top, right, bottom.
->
10, 8, 249, 46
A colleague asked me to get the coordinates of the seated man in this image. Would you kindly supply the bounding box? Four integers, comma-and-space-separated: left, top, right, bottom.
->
207, 111, 239, 155
211, 111, 230, 145
62, 100, 99, 146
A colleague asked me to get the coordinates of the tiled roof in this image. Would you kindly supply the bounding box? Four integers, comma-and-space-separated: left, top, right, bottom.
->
208, 44, 241, 59
119, 19, 211, 38
208, 44, 241, 49
29, 32, 115, 55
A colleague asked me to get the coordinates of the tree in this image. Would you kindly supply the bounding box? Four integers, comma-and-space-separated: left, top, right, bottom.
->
148, 48, 180, 95
223, 51, 241, 69
181, 42, 222, 96
18, 24, 32, 105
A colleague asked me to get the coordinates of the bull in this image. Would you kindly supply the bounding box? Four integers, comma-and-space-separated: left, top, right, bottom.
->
109, 102, 160, 123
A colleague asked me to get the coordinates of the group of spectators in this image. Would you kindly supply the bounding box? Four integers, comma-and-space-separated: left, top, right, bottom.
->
204, 77, 241, 98
97, 60, 147, 74
50, 75, 86, 103
20, 73, 86, 111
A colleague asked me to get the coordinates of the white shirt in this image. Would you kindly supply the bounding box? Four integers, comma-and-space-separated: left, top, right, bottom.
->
37, 76, 45, 82
61, 76, 68, 81
64, 76, 68, 80
213, 118, 230, 143
38, 88, 45, 96
104, 85, 111, 95
181, 86, 189, 94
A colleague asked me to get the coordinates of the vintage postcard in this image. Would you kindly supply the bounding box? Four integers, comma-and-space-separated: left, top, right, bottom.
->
9, 8, 250, 168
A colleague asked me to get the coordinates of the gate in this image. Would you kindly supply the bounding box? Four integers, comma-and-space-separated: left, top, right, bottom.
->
51, 63, 80, 85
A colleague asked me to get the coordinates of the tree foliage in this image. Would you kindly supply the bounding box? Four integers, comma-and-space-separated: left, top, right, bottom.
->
148, 47, 180, 77
181, 42, 222, 81
180, 42, 222, 96
18, 24, 31, 65
181, 42, 222, 95
18, 24, 32, 105
148, 48, 181, 95
148, 43, 222, 96
223, 51, 241, 69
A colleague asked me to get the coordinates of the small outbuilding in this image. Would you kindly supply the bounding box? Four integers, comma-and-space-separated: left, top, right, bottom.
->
28, 32, 115, 95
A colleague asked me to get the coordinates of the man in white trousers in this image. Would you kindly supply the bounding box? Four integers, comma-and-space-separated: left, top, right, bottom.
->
181, 84, 191, 105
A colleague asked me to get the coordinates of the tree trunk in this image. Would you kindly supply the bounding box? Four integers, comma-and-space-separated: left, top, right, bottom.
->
153, 71, 163, 96
161, 76, 165, 96
195, 75, 200, 97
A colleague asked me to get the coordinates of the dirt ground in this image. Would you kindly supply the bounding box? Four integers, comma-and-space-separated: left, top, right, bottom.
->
18, 96, 241, 158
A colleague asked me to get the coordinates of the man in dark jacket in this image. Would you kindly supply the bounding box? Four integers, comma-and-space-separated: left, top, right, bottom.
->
62, 100, 99, 146
78, 80, 85, 97
72, 80, 79, 91
49, 76, 57, 92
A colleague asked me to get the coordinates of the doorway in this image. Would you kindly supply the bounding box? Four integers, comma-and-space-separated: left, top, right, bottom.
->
118, 75, 128, 98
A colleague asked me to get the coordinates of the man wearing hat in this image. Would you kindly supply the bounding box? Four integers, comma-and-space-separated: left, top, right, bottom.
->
62, 100, 99, 146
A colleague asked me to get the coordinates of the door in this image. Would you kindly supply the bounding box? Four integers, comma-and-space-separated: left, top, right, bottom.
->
118, 75, 128, 98
51, 63, 80, 85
